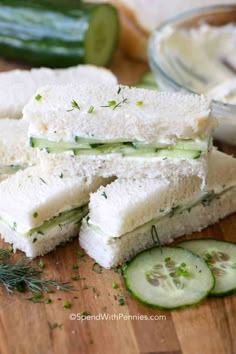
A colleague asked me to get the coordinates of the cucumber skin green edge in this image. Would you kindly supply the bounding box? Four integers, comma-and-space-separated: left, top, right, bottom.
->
0, 0, 119, 67
123, 246, 215, 311
177, 238, 236, 298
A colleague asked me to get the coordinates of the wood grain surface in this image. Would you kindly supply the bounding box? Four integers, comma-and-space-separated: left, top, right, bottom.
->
0, 50, 235, 354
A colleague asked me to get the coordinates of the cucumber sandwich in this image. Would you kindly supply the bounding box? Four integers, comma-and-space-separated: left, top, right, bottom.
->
0, 167, 109, 257
0, 119, 37, 181
0, 65, 117, 118
79, 150, 236, 268
23, 84, 216, 183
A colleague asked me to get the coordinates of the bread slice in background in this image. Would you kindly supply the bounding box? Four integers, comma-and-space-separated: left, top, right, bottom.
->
0, 65, 117, 118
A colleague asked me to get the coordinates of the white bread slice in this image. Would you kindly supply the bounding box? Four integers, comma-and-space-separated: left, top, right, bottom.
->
0, 166, 107, 234
23, 84, 214, 143
80, 188, 236, 268
0, 65, 117, 119
79, 150, 236, 268
0, 119, 37, 180
39, 148, 208, 184
87, 150, 236, 237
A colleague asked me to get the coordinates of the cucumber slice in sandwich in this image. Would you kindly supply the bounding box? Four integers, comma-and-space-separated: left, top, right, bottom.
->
124, 246, 214, 310
30, 136, 203, 159
177, 239, 236, 296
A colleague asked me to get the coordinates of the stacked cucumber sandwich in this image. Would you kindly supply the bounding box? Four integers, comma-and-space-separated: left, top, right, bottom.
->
23, 84, 216, 183
80, 150, 236, 268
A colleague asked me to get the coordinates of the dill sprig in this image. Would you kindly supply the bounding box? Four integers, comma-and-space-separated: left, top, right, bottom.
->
0, 250, 75, 294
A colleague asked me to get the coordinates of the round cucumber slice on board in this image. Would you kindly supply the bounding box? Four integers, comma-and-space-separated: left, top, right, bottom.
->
178, 239, 236, 296
124, 246, 214, 310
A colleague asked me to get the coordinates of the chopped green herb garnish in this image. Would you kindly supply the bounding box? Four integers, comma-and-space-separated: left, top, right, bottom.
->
80, 310, 90, 316
50, 322, 62, 329
44, 298, 52, 304
67, 99, 80, 112
33, 212, 38, 218
118, 298, 125, 306
77, 250, 85, 258
63, 300, 71, 309
12, 222, 17, 231
165, 257, 171, 262
117, 86, 122, 94
71, 263, 78, 270
59, 173, 63, 179
38, 259, 45, 269
35, 94, 42, 101
92, 263, 102, 274
101, 191, 107, 199
151, 225, 162, 252
7, 245, 13, 253
113, 96, 128, 110
112, 281, 119, 289
39, 177, 47, 184
114, 263, 128, 275
88, 105, 94, 113
136, 100, 144, 106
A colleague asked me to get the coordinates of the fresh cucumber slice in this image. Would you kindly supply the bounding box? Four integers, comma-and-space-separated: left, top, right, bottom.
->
85, 4, 119, 66
124, 246, 214, 310
31, 137, 202, 159
0, 164, 28, 175
177, 239, 236, 296
136, 71, 158, 90
30, 137, 91, 152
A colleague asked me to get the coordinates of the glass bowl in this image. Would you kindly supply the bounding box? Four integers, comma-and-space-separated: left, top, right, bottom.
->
148, 5, 236, 146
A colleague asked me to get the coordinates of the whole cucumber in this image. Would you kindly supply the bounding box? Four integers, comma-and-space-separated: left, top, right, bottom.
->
0, 0, 119, 67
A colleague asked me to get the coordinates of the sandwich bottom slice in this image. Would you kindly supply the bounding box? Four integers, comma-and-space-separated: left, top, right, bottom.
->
0, 166, 109, 257
79, 150, 236, 268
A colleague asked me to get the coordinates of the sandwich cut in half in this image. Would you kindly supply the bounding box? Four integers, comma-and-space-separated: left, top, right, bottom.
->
23, 84, 216, 183
0, 166, 109, 257
0, 65, 117, 118
79, 150, 236, 268
0, 119, 37, 181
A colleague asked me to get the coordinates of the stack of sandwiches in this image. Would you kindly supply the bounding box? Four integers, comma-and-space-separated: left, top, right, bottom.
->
0, 66, 235, 267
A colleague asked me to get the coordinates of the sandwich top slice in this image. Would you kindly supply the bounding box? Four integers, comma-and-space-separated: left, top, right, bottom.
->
0, 65, 117, 119
0, 119, 37, 181
24, 84, 216, 182
79, 150, 236, 268
0, 166, 108, 257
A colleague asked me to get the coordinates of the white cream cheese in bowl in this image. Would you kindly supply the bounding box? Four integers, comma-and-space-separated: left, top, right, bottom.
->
148, 8, 236, 146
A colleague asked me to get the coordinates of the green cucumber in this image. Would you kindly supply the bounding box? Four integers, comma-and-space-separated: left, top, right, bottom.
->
27, 204, 88, 238
31, 137, 201, 159
124, 246, 214, 310
29, 137, 91, 152
136, 71, 158, 90
0, 164, 28, 176
0, 0, 119, 67
177, 239, 236, 296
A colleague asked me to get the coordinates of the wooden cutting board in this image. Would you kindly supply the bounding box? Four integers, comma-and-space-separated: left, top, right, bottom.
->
0, 50, 235, 354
